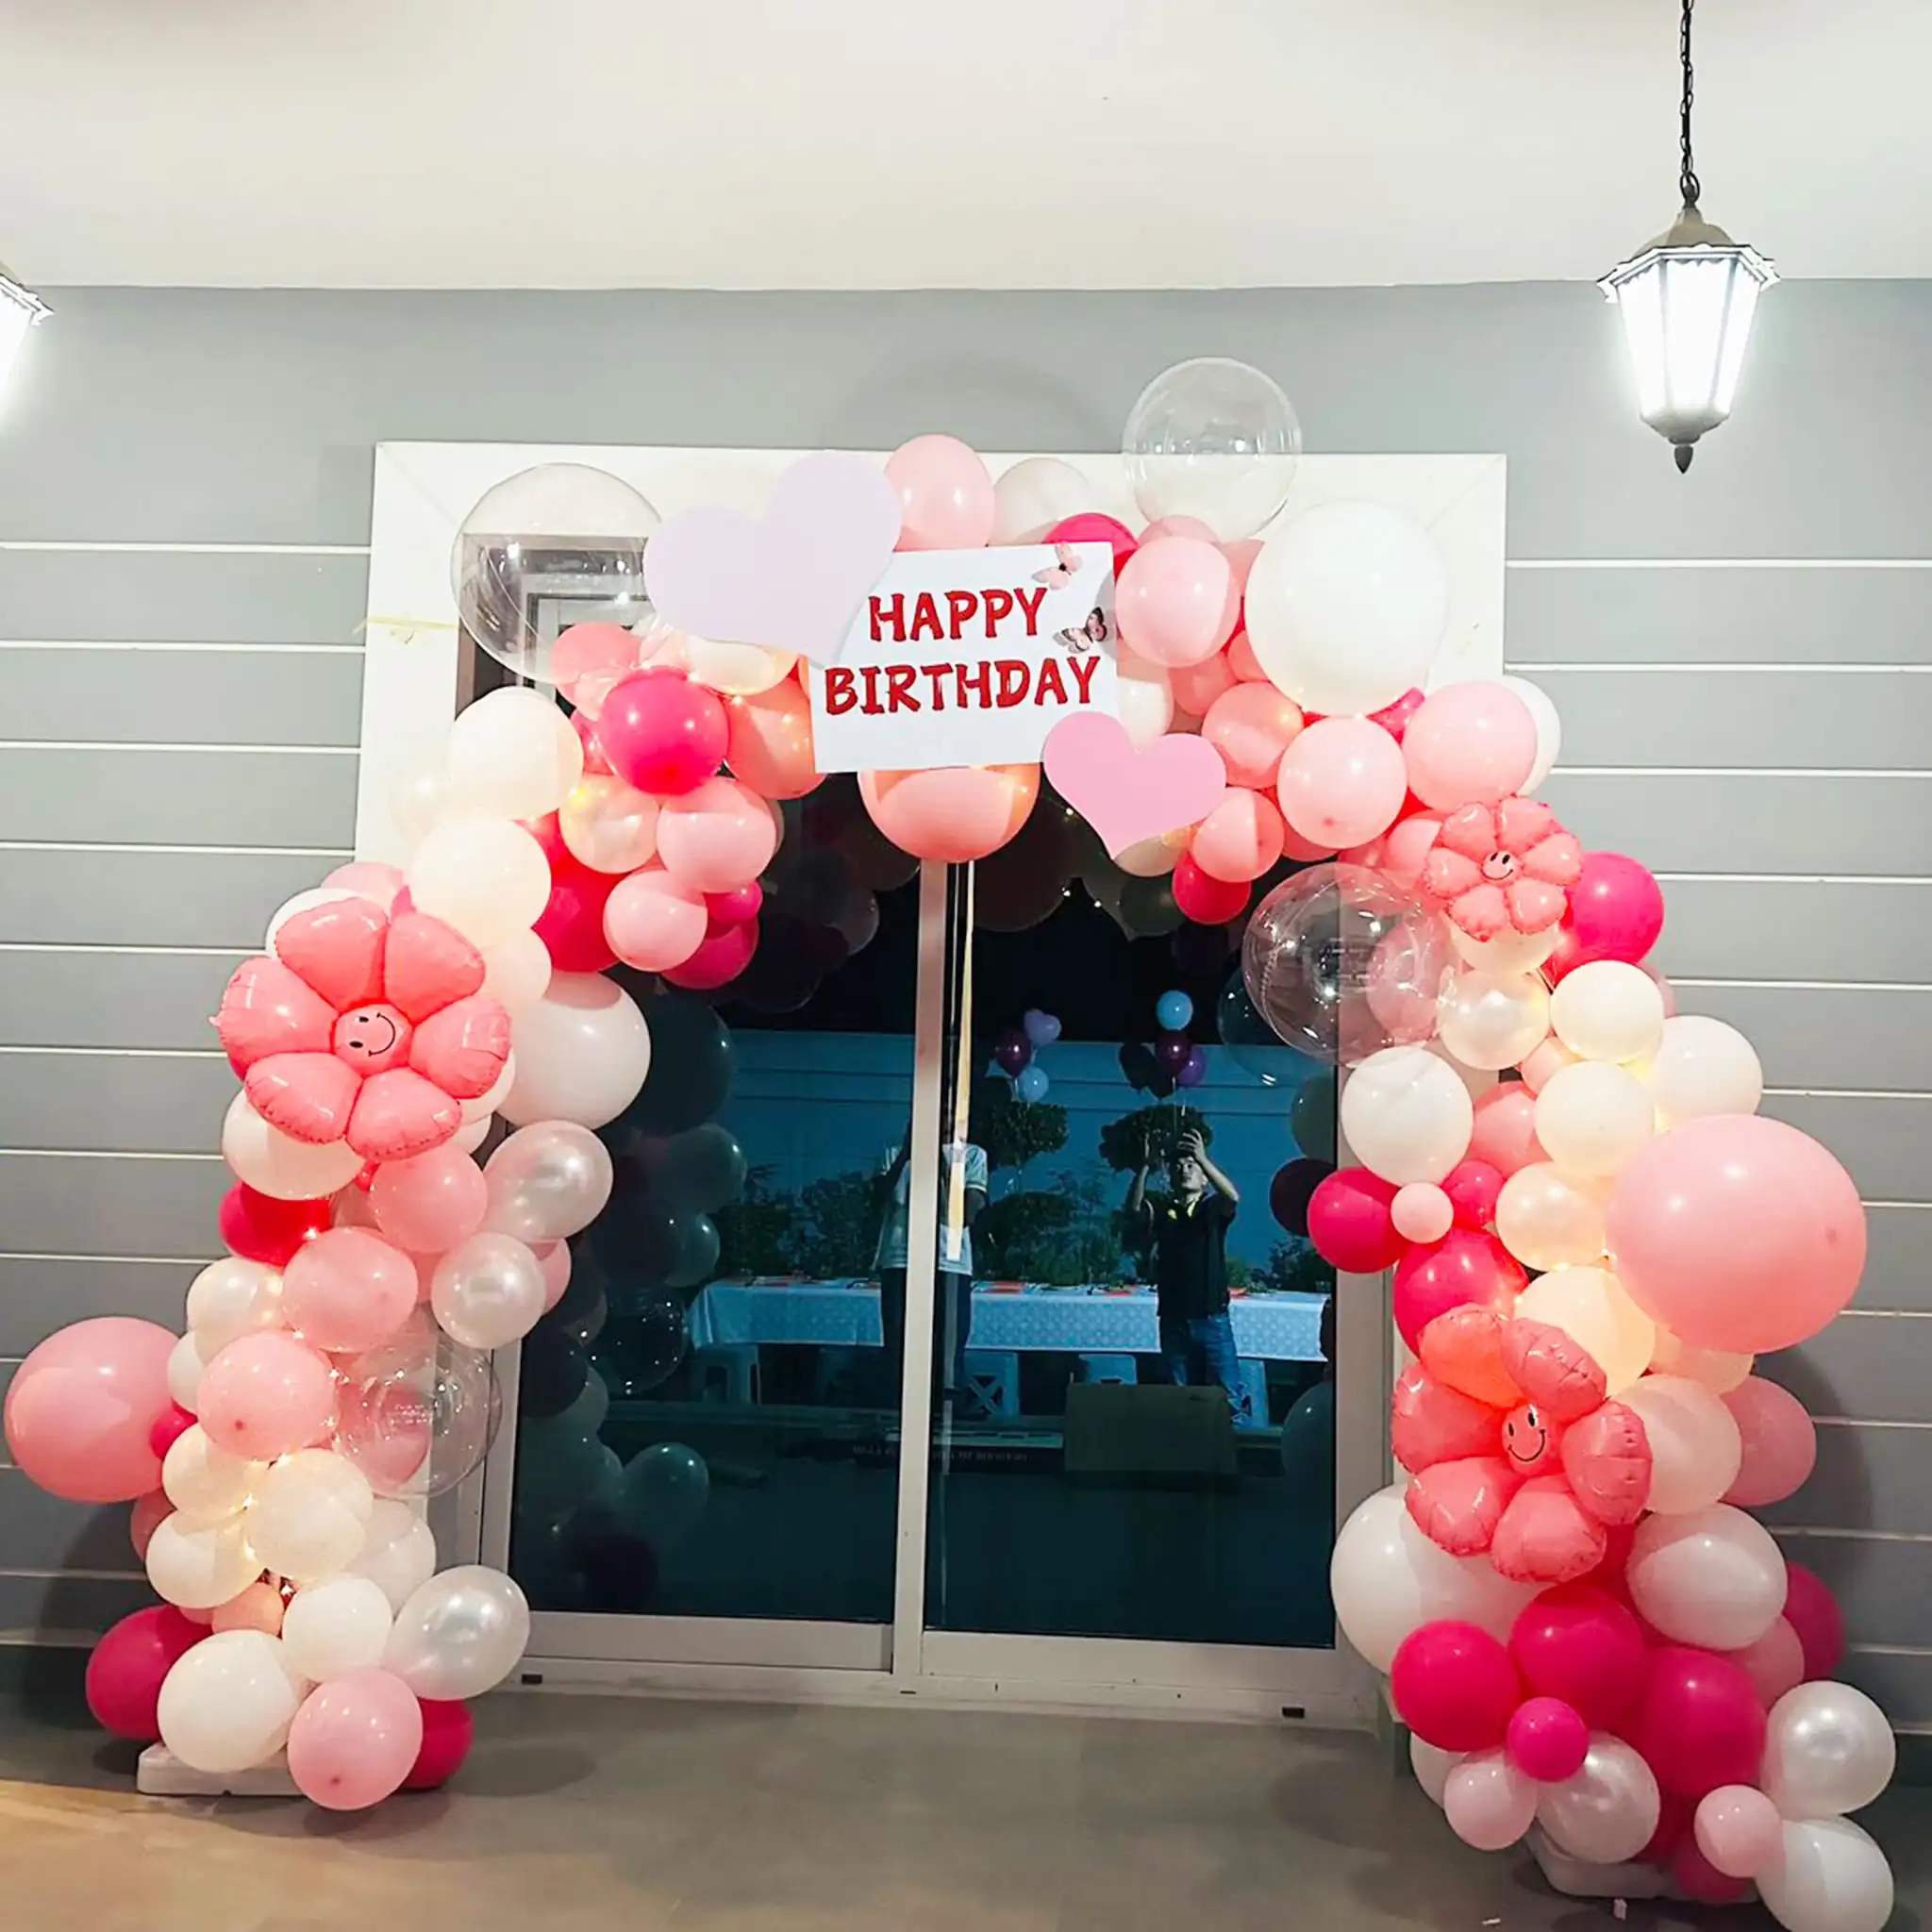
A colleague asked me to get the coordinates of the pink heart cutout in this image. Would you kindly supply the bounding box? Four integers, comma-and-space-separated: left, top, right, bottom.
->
642, 453, 902, 665
1043, 712, 1227, 858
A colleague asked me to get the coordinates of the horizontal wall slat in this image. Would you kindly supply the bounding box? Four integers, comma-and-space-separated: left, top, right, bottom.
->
0, 747, 355, 848
1532, 669, 1932, 772
1656, 882, 1930, 983
1539, 773, 1932, 876
1763, 1327, 1932, 1425
0, 1055, 234, 1155
0, 1258, 197, 1357
0, 549, 368, 644
0, 1473, 140, 1572
0, 644, 362, 745
1761, 1423, 1932, 1536
1758, 1093, 1932, 1205
0, 849, 337, 947
0, 1573, 152, 1645
1775, 1532, 1932, 1654
1678, 987, 1932, 1094
1507, 565, 1932, 667
0, 951, 242, 1051
0, 1155, 225, 1258
1838, 1649, 1932, 1728
1859, 1208, 1932, 1315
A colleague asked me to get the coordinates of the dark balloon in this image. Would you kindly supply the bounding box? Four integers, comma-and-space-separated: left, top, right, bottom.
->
1155, 1031, 1192, 1073
1176, 1046, 1208, 1088
993, 1029, 1033, 1075
1118, 1041, 1158, 1092
517, 1324, 590, 1419
571, 1526, 659, 1613
1270, 1157, 1336, 1238
628, 992, 736, 1131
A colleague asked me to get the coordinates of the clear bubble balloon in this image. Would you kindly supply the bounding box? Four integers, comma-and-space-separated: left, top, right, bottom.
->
1217, 972, 1300, 1088
1242, 862, 1454, 1066
334, 1316, 503, 1499
590, 1295, 690, 1397
452, 464, 659, 683
1123, 358, 1301, 541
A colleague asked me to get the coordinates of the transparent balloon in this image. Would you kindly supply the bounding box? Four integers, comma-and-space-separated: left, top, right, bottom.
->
334, 1313, 504, 1499
451, 464, 660, 683
1123, 358, 1301, 541
1241, 863, 1455, 1066
590, 1294, 690, 1398
1217, 972, 1301, 1088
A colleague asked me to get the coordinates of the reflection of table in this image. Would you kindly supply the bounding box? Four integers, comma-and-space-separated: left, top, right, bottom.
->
687, 1280, 1327, 1362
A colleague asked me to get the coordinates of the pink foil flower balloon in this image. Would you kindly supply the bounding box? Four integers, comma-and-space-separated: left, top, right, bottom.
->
1420, 797, 1581, 941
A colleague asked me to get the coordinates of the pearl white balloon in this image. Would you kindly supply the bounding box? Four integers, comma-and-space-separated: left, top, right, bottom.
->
480, 928, 552, 1015
162, 1425, 264, 1525
1534, 1060, 1655, 1178
407, 813, 551, 949
501, 972, 651, 1130
145, 1512, 261, 1610
1339, 1045, 1474, 1186
221, 1092, 364, 1201
1448, 924, 1557, 974
679, 633, 796, 695
1550, 961, 1666, 1064
1495, 1163, 1608, 1273
1243, 502, 1449, 716
1536, 1735, 1660, 1865
1514, 1266, 1654, 1394
280, 1575, 396, 1681
1446, 1749, 1539, 1852
1627, 1504, 1787, 1652
1762, 1682, 1898, 1822
431, 1232, 547, 1350
1758, 1817, 1895, 1932
483, 1122, 614, 1243
158, 1631, 304, 1774
1620, 1373, 1743, 1514
167, 1329, 212, 1414
185, 1257, 284, 1354
346, 1499, 439, 1613
1410, 1735, 1459, 1807
991, 457, 1092, 543
1643, 1015, 1765, 1129
1114, 645, 1175, 748
1500, 675, 1561, 792
445, 687, 584, 821
248, 1449, 374, 1585
1436, 969, 1550, 1073
390, 759, 453, 849
384, 1564, 531, 1701
1649, 1324, 1755, 1392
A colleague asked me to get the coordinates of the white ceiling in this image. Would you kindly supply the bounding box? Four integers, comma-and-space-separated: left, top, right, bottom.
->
1, 0, 1923, 290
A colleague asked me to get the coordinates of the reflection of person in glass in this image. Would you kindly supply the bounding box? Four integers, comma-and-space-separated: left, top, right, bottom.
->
1124, 1124, 1246, 1418
874, 1127, 988, 1410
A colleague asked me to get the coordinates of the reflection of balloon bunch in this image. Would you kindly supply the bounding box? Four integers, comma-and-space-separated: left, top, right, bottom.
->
994, 1008, 1059, 1103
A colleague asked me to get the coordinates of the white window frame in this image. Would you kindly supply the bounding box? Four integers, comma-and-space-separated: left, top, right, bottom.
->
361, 441, 1506, 1728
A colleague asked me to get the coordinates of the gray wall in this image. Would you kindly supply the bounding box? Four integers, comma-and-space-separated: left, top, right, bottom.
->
1, 287, 1927, 1717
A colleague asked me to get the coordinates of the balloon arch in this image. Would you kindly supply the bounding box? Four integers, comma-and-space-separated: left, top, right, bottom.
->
1, 361, 1892, 1924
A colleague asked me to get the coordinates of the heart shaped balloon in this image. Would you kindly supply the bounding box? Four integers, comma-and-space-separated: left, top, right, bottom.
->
1042, 711, 1226, 858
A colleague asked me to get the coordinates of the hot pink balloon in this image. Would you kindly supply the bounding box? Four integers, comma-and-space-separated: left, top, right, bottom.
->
598, 668, 727, 796
1045, 512, 1137, 572
1781, 1561, 1845, 1680
1276, 717, 1407, 850
286, 1668, 425, 1811
858, 765, 1039, 864
1393, 1230, 1526, 1354
884, 434, 994, 550
708, 880, 762, 926
1402, 681, 1538, 810
1172, 854, 1250, 925
195, 1330, 337, 1460
1201, 682, 1304, 790
1507, 1696, 1589, 1782
656, 776, 779, 893
1607, 1116, 1867, 1356
1508, 1584, 1648, 1729
1468, 1085, 1546, 1177
1391, 1620, 1523, 1753
605, 867, 708, 972
533, 859, 618, 974
1307, 1168, 1402, 1273
1443, 1158, 1505, 1230
1189, 788, 1285, 885
85, 1606, 205, 1740
2, 1317, 175, 1503
1632, 1646, 1767, 1801
1167, 647, 1237, 718
1114, 538, 1238, 668
661, 915, 759, 991
1554, 851, 1665, 974
1723, 1375, 1819, 1507
369, 1144, 489, 1256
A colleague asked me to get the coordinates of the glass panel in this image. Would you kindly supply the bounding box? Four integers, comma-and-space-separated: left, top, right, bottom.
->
508, 777, 920, 1624
925, 819, 1340, 1648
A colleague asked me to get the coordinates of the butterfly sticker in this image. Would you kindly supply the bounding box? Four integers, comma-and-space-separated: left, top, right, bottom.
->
1053, 608, 1111, 654
1033, 542, 1081, 590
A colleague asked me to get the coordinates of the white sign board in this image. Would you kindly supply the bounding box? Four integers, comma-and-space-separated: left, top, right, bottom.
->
805, 541, 1118, 773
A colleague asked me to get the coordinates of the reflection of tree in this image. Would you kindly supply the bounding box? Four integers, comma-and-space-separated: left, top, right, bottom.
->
973, 1075, 1067, 1174
713, 1165, 880, 1280
975, 1172, 1123, 1286
714, 1166, 795, 1278
1255, 1240, 1337, 1298
1097, 1103, 1213, 1174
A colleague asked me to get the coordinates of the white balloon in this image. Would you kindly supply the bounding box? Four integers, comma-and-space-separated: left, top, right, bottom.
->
991, 457, 1091, 543
1339, 1045, 1474, 1186
461, 1053, 518, 1124
162, 1425, 264, 1525
502, 972, 651, 1129
145, 1512, 260, 1609
1536, 1735, 1660, 1865
1627, 1504, 1787, 1651
1436, 969, 1550, 1073
158, 1631, 304, 1774
483, 1122, 614, 1243
408, 813, 551, 949
390, 759, 453, 849
1410, 1735, 1460, 1807
1449, 924, 1557, 975
221, 1092, 364, 1201
1243, 502, 1449, 716
185, 1256, 284, 1354
1648, 1324, 1755, 1392
1643, 1015, 1764, 1129
1514, 1267, 1654, 1394
1329, 1485, 1538, 1673
431, 1232, 547, 1350
384, 1564, 531, 1701
1533, 1060, 1655, 1179
1495, 1163, 1608, 1273
1762, 1682, 1897, 1822
447, 1113, 491, 1157
166, 1329, 212, 1414
445, 687, 585, 821
1500, 675, 1561, 792
1114, 644, 1175, 748
248, 1449, 373, 1584
280, 1574, 395, 1681
1758, 1817, 1895, 1932
480, 928, 553, 1015
1550, 960, 1666, 1064
679, 633, 796, 695
264, 887, 358, 951
1445, 1749, 1539, 1852
1115, 830, 1186, 877
1621, 1374, 1743, 1514
558, 774, 660, 874
346, 1499, 439, 1613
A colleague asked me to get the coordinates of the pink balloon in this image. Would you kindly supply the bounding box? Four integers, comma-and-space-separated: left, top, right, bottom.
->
1725, 1616, 1805, 1707
1781, 1561, 1845, 1680
1276, 717, 1407, 850
1723, 1375, 1819, 1507
322, 861, 405, 909
1554, 852, 1665, 975
1114, 538, 1238, 668
86, 1606, 204, 1740
884, 434, 994, 550
1517, 1037, 1577, 1095
1391, 1620, 1524, 1752
1370, 687, 1428, 743
1631, 1646, 1766, 1800
1307, 1168, 1402, 1273
1393, 1230, 1526, 1354
1226, 628, 1267, 681
130, 1489, 172, 1560
605, 866, 708, 971
572, 708, 613, 774
858, 764, 1039, 864
1171, 853, 1249, 924
533, 858, 618, 974
661, 915, 759, 991
708, 880, 763, 926
1276, 822, 1338, 862
1189, 788, 1285, 885
286, 1668, 425, 1811
1468, 1085, 1546, 1177
1348, 808, 1444, 891
1694, 1785, 1786, 1882
1392, 1181, 1455, 1245
369, 1146, 488, 1257
1507, 1695, 1589, 1782
282, 1226, 419, 1354
195, 1330, 337, 1459
533, 1239, 573, 1313
656, 776, 779, 893
1391, 1362, 1501, 1472
1443, 1158, 1505, 1230
551, 621, 648, 717
724, 678, 821, 800
1401, 681, 1538, 811
1141, 514, 1220, 542
1201, 682, 1304, 790
1045, 512, 1137, 572
2, 1317, 175, 1503
598, 669, 727, 796
1607, 1116, 1867, 1356
1509, 1584, 1649, 1729
1167, 647, 1237, 718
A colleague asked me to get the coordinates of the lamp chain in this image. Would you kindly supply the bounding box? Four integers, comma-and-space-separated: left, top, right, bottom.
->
1679, 0, 1701, 208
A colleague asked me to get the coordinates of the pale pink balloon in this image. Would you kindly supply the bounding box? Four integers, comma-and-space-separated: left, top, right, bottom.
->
1202, 682, 1304, 790
1392, 1182, 1456, 1244
130, 1490, 172, 1561
1469, 1085, 1547, 1177
1346, 809, 1444, 890
281, 1227, 419, 1355
1142, 515, 1220, 541
1190, 789, 1285, 885
604, 867, 708, 971
884, 435, 995, 550
859, 765, 1038, 864
723, 679, 820, 800
194, 1331, 337, 1460
369, 1145, 489, 1257
1723, 1375, 1819, 1507
1402, 682, 1539, 810
211, 1580, 286, 1636
1168, 648, 1237, 718
1694, 1785, 1786, 1881
1226, 628, 1268, 682
1724, 1618, 1805, 1708
1276, 717, 1407, 850
551, 621, 648, 719
1114, 538, 1238, 668
286, 1668, 425, 1811
2, 1317, 176, 1504
656, 776, 779, 892
1277, 822, 1338, 862
1519, 1037, 1580, 1095
533, 1239, 573, 1313
323, 862, 406, 909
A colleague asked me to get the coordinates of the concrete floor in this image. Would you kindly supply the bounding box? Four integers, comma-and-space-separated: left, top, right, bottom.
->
1, 1685, 1926, 1932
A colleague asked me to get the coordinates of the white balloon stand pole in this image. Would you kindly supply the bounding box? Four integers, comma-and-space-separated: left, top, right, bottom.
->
1526, 1828, 1756, 1907
137, 1745, 300, 1799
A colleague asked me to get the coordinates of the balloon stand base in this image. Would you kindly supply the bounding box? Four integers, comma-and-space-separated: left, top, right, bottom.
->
137, 1746, 300, 1799
1526, 1829, 1754, 1906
